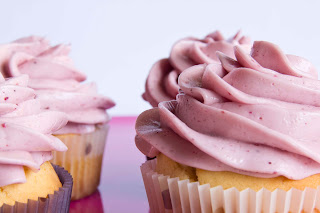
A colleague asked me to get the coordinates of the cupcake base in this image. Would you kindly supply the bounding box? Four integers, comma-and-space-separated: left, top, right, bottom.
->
51, 124, 109, 200
0, 164, 73, 213
60, 155, 103, 200
141, 159, 320, 213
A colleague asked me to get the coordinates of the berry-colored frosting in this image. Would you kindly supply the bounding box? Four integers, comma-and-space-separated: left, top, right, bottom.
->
2, 36, 115, 134
143, 31, 251, 107
0, 74, 68, 187
136, 41, 320, 180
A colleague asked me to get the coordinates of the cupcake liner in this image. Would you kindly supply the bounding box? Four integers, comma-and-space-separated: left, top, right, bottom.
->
141, 159, 320, 213
0, 164, 73, 213
51, 124, 109, 200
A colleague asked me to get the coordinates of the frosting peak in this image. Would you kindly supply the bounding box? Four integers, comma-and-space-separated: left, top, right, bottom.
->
21, 44, 87, 82
3, 36, 115, 134
250, 41, 317, 79
0, 36, 50, 75
143, 30, 251, 107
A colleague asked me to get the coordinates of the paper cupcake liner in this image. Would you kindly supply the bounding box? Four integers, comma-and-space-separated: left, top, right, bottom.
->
0, 164, 73, 213
141, 159, 320, 213
51, 124, 109, 200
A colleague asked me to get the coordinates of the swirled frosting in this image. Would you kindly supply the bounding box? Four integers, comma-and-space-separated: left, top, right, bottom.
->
0, 74, 68, 187
136, 41, 320, 180
3, 37, 115, 134
143, 30, 251, 107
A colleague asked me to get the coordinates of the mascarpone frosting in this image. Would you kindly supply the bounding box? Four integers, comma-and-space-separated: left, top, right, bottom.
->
136, 41, 320, 180
2, 37, 115, 134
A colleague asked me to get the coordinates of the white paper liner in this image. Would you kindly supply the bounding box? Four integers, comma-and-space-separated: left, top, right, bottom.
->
141, 159, 320, 213
51, 124, 109, 200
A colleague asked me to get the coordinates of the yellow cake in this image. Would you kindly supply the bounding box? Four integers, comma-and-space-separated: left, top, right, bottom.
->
157, 153, 320, 192
0, 162, 61, 207
156, 152, 197, 182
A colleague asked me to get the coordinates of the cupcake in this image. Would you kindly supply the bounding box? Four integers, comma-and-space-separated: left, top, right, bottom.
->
136, 41, 320, 212
1, 37, 115, 200
0, 74, 73, 212
143, 30, 251, 107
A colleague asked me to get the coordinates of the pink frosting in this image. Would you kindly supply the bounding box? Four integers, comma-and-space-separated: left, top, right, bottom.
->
0, 36, 50, 74
0, 74, 68, 187
136, 41, 320, 180
143, 30, 251, 107
3, 37, 115, 134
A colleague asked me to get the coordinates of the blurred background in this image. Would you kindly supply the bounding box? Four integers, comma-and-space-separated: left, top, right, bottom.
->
0, 0, 319, 116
